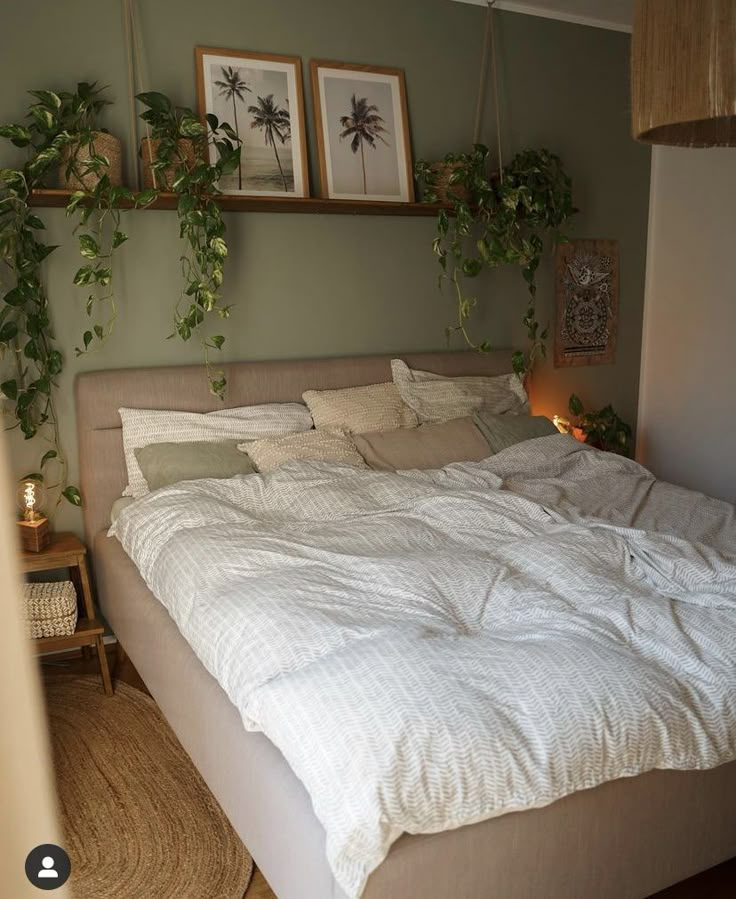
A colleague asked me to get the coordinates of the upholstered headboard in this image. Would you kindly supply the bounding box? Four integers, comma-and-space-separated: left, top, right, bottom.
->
76, 350, 517, 543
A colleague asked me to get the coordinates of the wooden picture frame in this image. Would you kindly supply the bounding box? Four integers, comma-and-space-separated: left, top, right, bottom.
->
195, 46, 309, 197
310, 60, 414, 202
554, 239, 619, 368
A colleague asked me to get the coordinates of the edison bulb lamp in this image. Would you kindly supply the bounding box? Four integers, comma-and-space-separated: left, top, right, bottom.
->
15, 479, 50, 552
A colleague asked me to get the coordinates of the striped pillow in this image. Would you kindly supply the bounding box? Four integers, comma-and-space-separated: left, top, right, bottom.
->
391, 359, 528, 423
119, 403, 313, 497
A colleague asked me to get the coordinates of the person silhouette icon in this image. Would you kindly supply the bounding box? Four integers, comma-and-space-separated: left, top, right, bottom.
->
37, 856, 59, 879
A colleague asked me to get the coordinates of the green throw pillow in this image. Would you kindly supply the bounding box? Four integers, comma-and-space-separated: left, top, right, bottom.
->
472, 412, 559, 455
134, 440, 255, 491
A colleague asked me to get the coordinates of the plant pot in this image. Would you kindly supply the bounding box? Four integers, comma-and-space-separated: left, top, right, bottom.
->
140, 138, 198, 191
428, 161, 472, 204
59, 132, 122, 191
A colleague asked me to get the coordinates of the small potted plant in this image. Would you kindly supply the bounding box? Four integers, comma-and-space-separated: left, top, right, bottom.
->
416, 145, 576, 375
136, 92, 241, 397
567, 394, 633, 457
57, 81, 122, 190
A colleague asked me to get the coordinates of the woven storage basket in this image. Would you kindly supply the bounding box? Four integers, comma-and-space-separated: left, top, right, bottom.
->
140, 137, 198, 190
24, 581, 78, 640
59, 131, 122, 190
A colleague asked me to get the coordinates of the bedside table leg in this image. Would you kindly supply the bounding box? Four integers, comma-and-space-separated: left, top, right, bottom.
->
96, 635, 113, 696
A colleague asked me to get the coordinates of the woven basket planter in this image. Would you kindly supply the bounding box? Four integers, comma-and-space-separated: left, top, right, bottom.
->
59, 131, 122, 191
428, 161, 472, 204
24, 581, 78, 640
140, 138, 198, 190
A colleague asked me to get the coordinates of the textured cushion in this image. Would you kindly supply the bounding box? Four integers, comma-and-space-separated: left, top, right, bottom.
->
472, 411, 559, 454
134, 440, 256, 491
391, 359, 528, 423
244, 429, 368, 473
354, 418, 491, 471
302, 382, 418, 434
120, 403, 312, 497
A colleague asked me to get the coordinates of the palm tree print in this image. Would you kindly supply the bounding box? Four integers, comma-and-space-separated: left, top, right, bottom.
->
248, 94, 291, 191
338, 94, 389, 194
214, 65, 251, 189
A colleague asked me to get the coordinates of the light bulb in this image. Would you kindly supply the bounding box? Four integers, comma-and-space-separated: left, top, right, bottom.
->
16, 479, 48, 522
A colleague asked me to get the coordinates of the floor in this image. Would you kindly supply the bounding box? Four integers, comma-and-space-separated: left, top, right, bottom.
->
40, 646, 736, 899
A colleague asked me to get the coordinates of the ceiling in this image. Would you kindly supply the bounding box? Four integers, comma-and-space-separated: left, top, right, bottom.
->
450, 0, 634, 33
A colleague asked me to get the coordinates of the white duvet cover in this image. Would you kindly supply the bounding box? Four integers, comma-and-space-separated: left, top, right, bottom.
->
110, 435, 736, 898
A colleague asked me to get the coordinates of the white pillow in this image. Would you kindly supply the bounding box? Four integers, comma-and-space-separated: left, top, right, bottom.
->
391, 359, 528, 423
243, 428, 368, 473
120, 403, 313, 497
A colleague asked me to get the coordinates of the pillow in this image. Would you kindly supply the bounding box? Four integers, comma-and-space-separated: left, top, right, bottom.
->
472, 411, 559, 454
244, 429, 368, 474
134, 440, 256, 491
391, 359, 529, 423
120, 403, 312, 497
354, 418, 491, 471
302, 382, 418, 434
110, 496, 135, 524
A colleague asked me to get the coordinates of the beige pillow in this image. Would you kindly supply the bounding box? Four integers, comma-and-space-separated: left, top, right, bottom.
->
354, 417, 491, 471
243, 429, 368, 474
391, 359, 529, 423
302, 382, 418, 434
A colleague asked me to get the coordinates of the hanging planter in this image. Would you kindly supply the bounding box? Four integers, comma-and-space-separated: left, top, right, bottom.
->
139, 136, 198, 190
420, 160, 472, 205
59, 131, 122, 190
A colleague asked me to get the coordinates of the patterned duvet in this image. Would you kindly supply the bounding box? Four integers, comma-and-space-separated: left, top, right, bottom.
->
110, 435, 736, 898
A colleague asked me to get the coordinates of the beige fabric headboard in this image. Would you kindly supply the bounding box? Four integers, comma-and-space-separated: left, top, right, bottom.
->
76, 350, 517, 542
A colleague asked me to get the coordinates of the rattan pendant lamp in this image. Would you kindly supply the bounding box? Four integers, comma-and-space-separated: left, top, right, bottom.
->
631, 0, 736, 147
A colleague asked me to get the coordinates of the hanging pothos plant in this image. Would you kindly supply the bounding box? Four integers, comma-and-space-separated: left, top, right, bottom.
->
0, 83, 149, 510
416, 145, 576, 375
136, 91, 241, 399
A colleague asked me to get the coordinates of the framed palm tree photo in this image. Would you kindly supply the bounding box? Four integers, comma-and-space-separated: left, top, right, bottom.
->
195, 47, 309, 197
310, 61, 414, 202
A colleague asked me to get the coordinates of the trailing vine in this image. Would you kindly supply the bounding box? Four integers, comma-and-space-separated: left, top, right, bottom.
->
416, 145, 576, 375
137, 92, 241, 398
0, 130, 79, 509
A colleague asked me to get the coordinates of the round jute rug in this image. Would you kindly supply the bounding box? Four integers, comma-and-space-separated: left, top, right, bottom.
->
45, 675, 253, 899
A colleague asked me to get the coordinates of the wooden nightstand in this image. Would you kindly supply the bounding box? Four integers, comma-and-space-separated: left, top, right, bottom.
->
21, 532, 113, 696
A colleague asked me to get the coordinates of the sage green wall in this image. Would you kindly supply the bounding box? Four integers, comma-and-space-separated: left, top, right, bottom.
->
1, 0, 650, 534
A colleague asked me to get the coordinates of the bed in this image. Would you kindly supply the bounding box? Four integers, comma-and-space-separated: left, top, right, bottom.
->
77, 351, 736, 899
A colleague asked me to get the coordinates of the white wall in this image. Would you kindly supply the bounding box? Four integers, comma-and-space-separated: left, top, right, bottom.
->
637, 146, 736, 503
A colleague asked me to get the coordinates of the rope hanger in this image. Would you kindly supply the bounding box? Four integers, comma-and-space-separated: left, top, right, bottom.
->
472, 0, 504, 181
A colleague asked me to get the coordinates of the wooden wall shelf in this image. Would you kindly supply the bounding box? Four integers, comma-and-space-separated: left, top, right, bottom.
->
29, 188, 444, 218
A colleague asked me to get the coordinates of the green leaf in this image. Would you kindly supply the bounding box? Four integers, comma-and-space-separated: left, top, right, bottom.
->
3, 286, 27, 307
135, 91, 172, 113
73, 266, 95, 286
112, 230, 128, 248
78, 234, 100, 258
94, 324, 104, 339
21, 472, 44, 483
569, 393, 584, 416
0, 123, 32, 146
210, 334, 225, 350
511, 351, 526, 376
47, 350, 63, 375
40, 450, 58, 467
25, 214, 46, 230
134, 188, 158, 207
0, 379, 18, 400
62, 486, 82, 507
0, 321, 18, 343
28, 89, 62, 110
